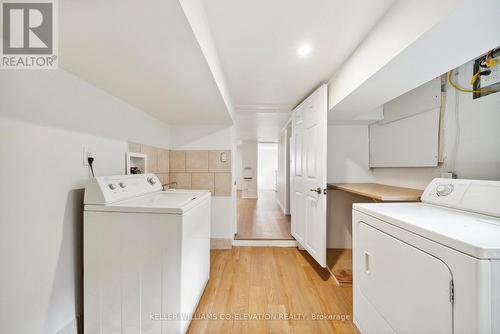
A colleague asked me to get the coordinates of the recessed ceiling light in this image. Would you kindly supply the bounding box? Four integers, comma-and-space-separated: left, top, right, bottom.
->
297, 44, 312, 57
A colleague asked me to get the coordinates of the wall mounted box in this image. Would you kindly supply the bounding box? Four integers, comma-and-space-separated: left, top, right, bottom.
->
126, 152, 147, 174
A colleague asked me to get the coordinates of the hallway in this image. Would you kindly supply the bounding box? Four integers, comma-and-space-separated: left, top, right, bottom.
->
236, 190, 293, 240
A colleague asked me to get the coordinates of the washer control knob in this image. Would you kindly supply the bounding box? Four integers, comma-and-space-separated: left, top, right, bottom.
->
436, 183, 453, 196
147, 177, 157, 185
108, 183, 117, 190
119, 182, 126, 188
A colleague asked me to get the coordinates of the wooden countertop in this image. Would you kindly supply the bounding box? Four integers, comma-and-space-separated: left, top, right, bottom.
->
327, 183, 423, 202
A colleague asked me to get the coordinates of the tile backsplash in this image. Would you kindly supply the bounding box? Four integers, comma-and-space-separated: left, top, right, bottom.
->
129, 142, 170, 185
186, 150, 209, 172
129, 143, 232, 197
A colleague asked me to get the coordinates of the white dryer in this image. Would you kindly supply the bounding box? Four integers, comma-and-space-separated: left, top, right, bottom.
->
84, 174, 211, 334
353, 178, 500, 334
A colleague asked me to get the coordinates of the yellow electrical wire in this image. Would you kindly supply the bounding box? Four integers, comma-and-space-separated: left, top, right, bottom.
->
470, 70, 480, 85
448, 69, 497, 94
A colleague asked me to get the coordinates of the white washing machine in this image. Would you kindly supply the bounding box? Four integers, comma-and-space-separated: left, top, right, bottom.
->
83, 174, 211, 334
353, 178, 500, 334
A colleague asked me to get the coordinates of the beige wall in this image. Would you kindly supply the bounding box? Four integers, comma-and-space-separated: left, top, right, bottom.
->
129, 143, 232, 196
129, 142, 170, 185
167, 125, 236, 241
170, 150, 232, 196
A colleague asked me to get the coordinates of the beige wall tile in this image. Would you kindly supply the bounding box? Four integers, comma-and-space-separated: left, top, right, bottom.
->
209, 150, 232, 172
214, 173, 232, 196
140, 145, 158, 173
170, 173, 192, 189
191, 173, 214, 193
186, 150, 209, 172
158, 149, 170, 173
157, 173, 169, 185
128, 142, 141, 153
170, 150, 186, 172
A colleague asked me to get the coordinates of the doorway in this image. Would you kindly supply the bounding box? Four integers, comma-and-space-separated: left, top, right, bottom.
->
235, 142, 293, 240
257, 143, 277, 191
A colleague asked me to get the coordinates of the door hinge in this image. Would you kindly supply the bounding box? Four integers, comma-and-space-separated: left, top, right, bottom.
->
449, 280, 455, 304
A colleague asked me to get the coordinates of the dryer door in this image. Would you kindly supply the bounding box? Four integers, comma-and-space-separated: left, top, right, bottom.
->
357, 222, 453, 334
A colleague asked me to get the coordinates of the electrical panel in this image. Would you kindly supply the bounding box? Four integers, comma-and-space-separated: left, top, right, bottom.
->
473, 48, 500, 99
479, 56, 499, 87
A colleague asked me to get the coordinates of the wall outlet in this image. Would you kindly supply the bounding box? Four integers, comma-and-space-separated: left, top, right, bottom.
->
440, 172, 456, 179
83, 146, 95, 166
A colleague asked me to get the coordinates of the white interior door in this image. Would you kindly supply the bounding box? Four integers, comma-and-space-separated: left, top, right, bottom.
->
290, 84, 328, 267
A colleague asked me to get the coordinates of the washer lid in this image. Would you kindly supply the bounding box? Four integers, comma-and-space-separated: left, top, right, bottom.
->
84, 174, 162, 205
85, 190, 210, 214
353, 202, 500, 259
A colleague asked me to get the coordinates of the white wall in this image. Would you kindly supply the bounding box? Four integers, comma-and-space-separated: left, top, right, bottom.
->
277, 125, 292, 214
235, 145, 243, 190
258, 143, 278, 190
169, 124, 232, 150
0, 70, 171, 148
327, 125, 373, 183
178, 0, 234, 119
328, 59, 500, 190
169, 125, 237, 240
240, 140, 258, 198
328, 0, 500, 123
372, 59, 500, 189
326, 125, 373, 249
326, 59, 500, 249
0, 69, 171, 334
328, 0, 461, 110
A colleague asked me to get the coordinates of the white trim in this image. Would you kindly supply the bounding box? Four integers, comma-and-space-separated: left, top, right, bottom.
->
275, 197, 290, 215
126, 152, 147, 175
280, 117, 292, 132
232, 239, 297, 247
234, 104, 294, 112
276, 197, 285, 213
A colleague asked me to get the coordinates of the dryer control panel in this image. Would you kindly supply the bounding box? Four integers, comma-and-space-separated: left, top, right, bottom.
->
422, 178, 500, 218
84, 173, 162, 205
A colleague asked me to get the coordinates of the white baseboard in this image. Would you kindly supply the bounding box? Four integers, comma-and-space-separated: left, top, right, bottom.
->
232, 239, 297, 247
56, 319, 78, 334
276, 197, 284, 211
276, 198, 291, 216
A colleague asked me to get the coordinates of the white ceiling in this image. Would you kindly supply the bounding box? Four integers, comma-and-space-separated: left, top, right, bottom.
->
59, 0, 398, 138
204, 0, 395, 107
328, 0, 500, 124
60, 0, 232, 125
235, 112, 291, 142
204, 0, 395, 140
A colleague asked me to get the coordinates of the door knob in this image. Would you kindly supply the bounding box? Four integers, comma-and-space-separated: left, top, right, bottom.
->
310, 187, 322, 194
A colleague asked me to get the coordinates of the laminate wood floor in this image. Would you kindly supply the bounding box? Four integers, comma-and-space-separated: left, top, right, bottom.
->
326, 249, 353, 286
188, 247, 357, 334
236, 190, 293, 240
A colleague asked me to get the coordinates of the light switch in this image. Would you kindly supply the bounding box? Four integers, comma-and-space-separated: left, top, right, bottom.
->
220, 151, 227, 163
